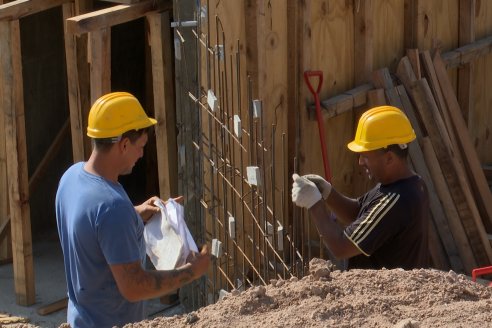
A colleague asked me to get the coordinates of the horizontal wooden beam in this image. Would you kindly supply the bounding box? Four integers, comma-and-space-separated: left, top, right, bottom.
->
66, 0, 172, 35
318, 34, 492, 119
443, 35, 492, 69
0, 0, 71, 21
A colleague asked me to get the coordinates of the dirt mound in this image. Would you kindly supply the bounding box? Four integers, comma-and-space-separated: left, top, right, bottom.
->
124, 258, 492, 328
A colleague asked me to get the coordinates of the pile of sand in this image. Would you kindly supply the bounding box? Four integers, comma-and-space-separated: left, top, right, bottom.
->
8, 258, 492, 327
124, 258, 492, 328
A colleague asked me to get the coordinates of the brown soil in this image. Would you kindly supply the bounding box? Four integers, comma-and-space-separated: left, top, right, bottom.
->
8, 259, 492, 328
124, 258, 492, 328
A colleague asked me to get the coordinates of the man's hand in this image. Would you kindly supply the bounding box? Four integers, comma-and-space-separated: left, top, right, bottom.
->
135, 196, 185, 223
135, 196, 160, 223
303, 174, 332, 200
181, 244, 211, 280
291, 173, 322, 209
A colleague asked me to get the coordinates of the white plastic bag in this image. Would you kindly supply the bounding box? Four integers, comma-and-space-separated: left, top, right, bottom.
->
143, 198, 198, 270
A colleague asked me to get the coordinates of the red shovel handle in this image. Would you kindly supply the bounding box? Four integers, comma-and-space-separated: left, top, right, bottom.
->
304, 71, 323, 95
303, 70, 331, 181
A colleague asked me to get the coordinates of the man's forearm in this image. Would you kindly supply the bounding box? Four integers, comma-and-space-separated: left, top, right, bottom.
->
324, 189, 360, 225
111, 261, 199, 302
309, 201, 359, 259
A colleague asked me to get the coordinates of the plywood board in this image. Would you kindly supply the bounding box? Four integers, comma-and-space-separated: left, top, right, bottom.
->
372, 0, 404, 71
300, 0, 355, 198
470, 1, 492, 164
416, 0, 459, 51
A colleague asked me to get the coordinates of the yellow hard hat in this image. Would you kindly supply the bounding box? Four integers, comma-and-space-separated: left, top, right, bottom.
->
87, 92, 157, 139
347, 105, 416, 152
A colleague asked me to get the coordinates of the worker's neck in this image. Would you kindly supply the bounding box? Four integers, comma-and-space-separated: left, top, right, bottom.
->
380, 164, 415, 185
84, 151, 120, 183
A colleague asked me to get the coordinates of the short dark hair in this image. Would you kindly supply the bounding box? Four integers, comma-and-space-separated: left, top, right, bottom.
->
92, 127, 153, 152
381, 144, 409, 159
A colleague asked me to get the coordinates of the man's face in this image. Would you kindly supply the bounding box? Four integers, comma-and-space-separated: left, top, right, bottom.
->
120, 133, 148, 175
358, 149, 388, 182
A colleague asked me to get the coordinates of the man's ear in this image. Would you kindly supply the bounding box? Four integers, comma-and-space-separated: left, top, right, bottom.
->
118, 137, 129, 152
384, 150, 395, 165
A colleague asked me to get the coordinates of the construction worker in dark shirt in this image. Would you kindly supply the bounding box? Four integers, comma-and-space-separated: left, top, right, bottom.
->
292, 105, 429, 270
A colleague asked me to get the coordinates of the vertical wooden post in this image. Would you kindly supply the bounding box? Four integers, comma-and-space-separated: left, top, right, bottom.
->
0, 0, 9, 260
354, 0, 373, 84
0, 19, 35, 306
0, 13, 9, 262
404, 0, 420, 49
64, 2, 85, 162
457, 0, 475, 122
65, 0, 92, 162
147, 11, 178, 199
89, 27, 111, 104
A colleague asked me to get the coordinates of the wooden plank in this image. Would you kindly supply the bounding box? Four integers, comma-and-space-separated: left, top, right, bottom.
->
457, 0, 475, 122
147, 11, 177, 199
427, 218, 451, 271
366, 88, 385, 107
433, 51, 492, 232
63, 2, 90, 162
0, 17, 8, 259
372, 0, 404, 71
319, 83, 372, 119
417, 0, 459, 51
36, 297, 68, 316
370, 68, 402, 108
286, 0, 301, 251
396, 85, 465, 273
88, 28, 111, 104
0, 20, 34, 306
419, 50, 457, 148
409, 78, 492, 266
420, 136, 477, 273
443, 35, 492, 68
396, 56, 417, 91
0, 217, 10, 244
0, 0, 70, 21
66, 0, 172, 36
353, 0, 373, 84
403, 0, 419, 49
406, 49, 421, 79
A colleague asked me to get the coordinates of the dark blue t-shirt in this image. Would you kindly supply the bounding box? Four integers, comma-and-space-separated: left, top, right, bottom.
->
344, 175, 429, 270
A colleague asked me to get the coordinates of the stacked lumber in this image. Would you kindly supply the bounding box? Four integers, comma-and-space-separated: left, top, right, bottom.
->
369, 50, 492, 275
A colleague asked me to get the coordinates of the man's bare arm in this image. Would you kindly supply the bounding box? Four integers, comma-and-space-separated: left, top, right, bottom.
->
309, 201, 361, 259
110, 245, 210, 302
324, 188, 360, 226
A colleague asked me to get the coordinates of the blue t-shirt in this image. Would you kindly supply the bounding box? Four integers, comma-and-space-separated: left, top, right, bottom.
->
55, 162, 146, 328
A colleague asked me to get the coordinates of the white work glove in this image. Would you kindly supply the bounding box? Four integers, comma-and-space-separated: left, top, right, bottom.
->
303, 174, 332, 200
291, 173, 322, 209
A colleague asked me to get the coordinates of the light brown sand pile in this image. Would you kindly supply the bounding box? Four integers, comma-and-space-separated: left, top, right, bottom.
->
124, 258, 492, 328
